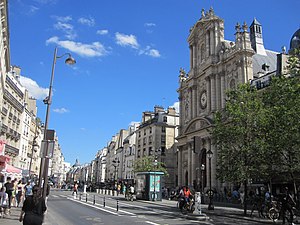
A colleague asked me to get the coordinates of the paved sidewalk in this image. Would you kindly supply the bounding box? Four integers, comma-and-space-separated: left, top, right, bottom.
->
0, 207, 22, 225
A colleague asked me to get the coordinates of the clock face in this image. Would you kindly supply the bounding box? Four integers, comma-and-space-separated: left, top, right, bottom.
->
200, 91, 207, 109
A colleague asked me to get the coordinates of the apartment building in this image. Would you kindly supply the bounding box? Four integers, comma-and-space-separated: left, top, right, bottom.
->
135, 106, 179, 188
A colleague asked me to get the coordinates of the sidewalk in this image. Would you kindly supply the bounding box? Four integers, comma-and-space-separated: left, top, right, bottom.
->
0, 207, 22, 225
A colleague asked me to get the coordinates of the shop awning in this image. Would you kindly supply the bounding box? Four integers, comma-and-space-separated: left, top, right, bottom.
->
6, 164, 21, 174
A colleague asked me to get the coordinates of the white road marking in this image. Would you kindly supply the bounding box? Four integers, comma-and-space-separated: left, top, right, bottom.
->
145, 221, 161, 225
67, 197, 136, 216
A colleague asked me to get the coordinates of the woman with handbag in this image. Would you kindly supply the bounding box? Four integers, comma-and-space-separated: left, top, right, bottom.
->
19, 185, 47, 225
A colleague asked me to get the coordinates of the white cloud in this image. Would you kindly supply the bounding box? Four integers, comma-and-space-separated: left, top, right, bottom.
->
171, 102, 179, 113
78, 17, 95, 27
53, 108, 69, 113
46, 36, 109, 57
29, 5, 39, 14
139, 46, 161, 58
53, 21, 77, 40
19, 76, 48, 100
52, 15, 72, 23
115, 32, 139, 49
33, 0, 57, 4
146, 49, 160, 58
144, 23, 156, 27
97, 29, 108, 35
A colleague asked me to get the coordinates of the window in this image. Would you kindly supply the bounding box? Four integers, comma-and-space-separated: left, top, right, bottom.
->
144, 129, 146, 135
162, 126, 166, 133
149, 127, 152, 133
163, 116, 167, 122
149, 135, 152, 144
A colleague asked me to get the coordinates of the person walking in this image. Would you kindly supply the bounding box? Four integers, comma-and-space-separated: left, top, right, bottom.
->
19, 185, 47, 225
16, 180, 24, 207
0, 187, 9, 217
24, 181, 33, 199
281, 187, 296, 225
4, 177, 13, 213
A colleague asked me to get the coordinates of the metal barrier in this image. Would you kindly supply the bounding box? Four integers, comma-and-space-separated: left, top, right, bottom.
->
103, 197, 106, 207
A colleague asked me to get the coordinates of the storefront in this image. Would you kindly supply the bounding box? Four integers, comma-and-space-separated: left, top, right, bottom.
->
0, 155, 22, 187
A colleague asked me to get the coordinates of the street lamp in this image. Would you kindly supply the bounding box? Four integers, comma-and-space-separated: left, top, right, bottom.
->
200, 164, 205, 194
112, 158, 120, 181
38, 47, 76, 198
207, 149, 214, 210
152, 159, 158, 201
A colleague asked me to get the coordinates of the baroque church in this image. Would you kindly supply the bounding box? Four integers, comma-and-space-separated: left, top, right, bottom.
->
176, 8, 296, 193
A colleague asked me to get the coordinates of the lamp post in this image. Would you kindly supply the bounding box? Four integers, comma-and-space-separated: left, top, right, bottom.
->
112, 158, 120, 182
152, 159, 158, 201
38, 47, 76, 198
200, 164, 205, 194
207, 149, 214, 210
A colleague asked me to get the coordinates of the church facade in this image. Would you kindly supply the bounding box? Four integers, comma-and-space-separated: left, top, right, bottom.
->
176, 8, 280, 192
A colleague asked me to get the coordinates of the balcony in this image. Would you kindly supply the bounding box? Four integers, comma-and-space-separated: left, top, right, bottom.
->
3, 90, 24, 112
1, 107, 7, 116
1, 124, 8, 133
5, 144, 19, 156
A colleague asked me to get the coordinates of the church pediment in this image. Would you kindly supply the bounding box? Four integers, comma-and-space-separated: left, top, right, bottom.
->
184, 117, 212, 134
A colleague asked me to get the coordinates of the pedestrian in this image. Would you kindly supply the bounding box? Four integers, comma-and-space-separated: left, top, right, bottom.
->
24, 181, 33, 198
72, 182, 78, 196
117, 184, 121, 196
19, 185, 47, 225
4, 177, 13, 212
16, 180, 24, 207
0, 187, 9, 217
281, 187, 296, 225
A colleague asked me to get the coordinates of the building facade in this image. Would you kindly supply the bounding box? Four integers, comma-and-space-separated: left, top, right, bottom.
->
135, 106, 179, 189
176, 8, 279, 192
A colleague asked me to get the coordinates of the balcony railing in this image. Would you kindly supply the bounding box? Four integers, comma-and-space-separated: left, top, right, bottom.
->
5, 144, 19, 156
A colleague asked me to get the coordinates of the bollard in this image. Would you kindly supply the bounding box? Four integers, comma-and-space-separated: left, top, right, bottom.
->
86, 193, 88, 202
103, 197, 106, 207
93, 195, 95, 205
105, 189, 107, 195
79, 193, 81, 201
117, 200, 119, 211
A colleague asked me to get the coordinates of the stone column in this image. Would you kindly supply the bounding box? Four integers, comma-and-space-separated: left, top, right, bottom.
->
214, 22, 219, 55
210, 29, 214, 56
206, 31, 210, 56
220, 74, 225, 109
192, 86, 197, 118
178, 94, 184, 131
188, 143, 192, 186
215, 74, 221, 110
190, 45, 193, 69
193, 45, 196, 69
178, 147, 182, 186
206, 77, 211, 112
210, 75, 216, 111
210, 139, 217, 188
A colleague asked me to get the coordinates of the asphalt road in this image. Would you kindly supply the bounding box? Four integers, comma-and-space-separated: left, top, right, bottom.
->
44, 190, 277, 225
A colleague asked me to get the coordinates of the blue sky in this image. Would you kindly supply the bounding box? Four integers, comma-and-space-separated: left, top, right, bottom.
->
9, 0, 300, 165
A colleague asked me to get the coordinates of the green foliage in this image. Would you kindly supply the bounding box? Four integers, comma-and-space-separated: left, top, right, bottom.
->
213, 48, 300, 186
287, 47, 300, 77
133, 156, 169, 176
213, 83, 268, 184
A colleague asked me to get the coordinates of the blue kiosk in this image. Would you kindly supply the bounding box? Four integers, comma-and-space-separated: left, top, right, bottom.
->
135, 171, 164, 201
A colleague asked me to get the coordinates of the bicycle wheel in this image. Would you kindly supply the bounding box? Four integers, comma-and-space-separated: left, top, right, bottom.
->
268, 208, 279, 222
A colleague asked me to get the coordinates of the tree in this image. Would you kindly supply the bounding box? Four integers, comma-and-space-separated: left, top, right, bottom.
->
262, 48, 300, 196
213, 83, 268, 215
133, 156, 168, 176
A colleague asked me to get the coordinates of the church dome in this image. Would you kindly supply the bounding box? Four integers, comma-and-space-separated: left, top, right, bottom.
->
290, 28, 300, 51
